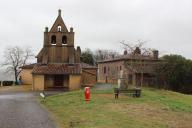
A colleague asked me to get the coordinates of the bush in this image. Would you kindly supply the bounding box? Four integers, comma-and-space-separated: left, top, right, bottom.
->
2, 81, 14, 86
156, 54, 192, 94
15, 81, 19, 85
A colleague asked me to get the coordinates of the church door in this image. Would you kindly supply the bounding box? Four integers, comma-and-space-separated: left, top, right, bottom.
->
54, 75, 64, 87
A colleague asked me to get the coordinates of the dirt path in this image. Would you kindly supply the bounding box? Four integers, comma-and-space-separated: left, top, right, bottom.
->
0, 85, 32, 93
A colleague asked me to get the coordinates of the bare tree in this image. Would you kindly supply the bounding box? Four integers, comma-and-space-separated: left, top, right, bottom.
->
120, 40, 152, 87
1, 46, 34, 83
94, 49, 119, 63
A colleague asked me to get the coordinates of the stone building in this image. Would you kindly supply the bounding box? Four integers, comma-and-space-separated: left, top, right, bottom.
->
20, 10, 97, 90
97, 48, 160, 87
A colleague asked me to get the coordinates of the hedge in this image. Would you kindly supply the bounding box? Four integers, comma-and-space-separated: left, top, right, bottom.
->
2, 81, 14, 86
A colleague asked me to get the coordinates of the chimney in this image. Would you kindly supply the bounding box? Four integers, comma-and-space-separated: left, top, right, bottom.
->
112, 54, 115, 59
152, 50, 159, 59
134, 47, 141, 55
124, 50, 127, 55
70, 27, 73, 32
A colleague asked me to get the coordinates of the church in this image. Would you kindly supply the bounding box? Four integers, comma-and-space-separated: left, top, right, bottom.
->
20, 10, 97, 91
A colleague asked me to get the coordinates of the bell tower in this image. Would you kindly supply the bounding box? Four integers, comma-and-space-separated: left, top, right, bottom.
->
44, 9, 74, 47
36, 9, 81, 64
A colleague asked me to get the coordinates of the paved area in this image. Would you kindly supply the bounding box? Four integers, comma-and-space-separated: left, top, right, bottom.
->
94, 83, 115, 90
0, 92, 56, 128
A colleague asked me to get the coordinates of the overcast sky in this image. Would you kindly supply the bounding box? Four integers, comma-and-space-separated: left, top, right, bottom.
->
0, 0, 192, 60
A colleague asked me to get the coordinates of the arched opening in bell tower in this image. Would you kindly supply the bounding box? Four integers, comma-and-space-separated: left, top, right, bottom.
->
62, 36, 67, 45
51, 35, 56, 45
57, 26, 62, 32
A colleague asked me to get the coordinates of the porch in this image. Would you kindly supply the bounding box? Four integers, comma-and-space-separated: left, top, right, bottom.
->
44, 75, 69, 91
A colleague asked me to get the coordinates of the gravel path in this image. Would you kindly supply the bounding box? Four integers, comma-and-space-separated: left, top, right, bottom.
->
0, 92, 56, 128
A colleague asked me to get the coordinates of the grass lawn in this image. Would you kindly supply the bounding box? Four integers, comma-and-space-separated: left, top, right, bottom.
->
41, 87, 192, 128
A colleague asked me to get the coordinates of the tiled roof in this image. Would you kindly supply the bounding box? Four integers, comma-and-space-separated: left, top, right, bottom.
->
97, 54, 159, 63
20, 63, 36, 69
32, 63, 81, 75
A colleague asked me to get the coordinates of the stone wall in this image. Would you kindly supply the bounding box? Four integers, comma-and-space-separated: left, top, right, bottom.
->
82, 69, 97, 86
98, 60, 125, 84
32, 75, 44, 90
69, 75, 81, 90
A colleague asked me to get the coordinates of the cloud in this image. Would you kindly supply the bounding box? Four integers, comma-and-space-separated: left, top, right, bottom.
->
0, 0, 192, 59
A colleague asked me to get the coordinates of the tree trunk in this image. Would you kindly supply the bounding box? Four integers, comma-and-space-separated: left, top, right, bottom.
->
14, 68, 18, 85
141, 72, 143, 87
140, 57, 143, 87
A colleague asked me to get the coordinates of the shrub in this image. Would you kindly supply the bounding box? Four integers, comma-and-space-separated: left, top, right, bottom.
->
2, 81, 14, 86
15, 81, 19, 85
156, 54, 192, 94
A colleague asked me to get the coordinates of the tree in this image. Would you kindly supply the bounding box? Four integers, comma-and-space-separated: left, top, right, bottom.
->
81, 48, 95, 65
120, 40, 153, 87
94, 49, 119, 63
1, 46, 34, 84
156, 54, 192, 93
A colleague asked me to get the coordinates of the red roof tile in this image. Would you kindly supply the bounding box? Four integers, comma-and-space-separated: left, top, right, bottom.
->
97, 54, 160, 63
32, 63, 81, 75
20, 63, 36, 69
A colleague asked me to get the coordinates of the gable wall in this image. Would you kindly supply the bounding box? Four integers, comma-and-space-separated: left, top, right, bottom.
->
32, 74, 44, 91
20, 69, 33, 85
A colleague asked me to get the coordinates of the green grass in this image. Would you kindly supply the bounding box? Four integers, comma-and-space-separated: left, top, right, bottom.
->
41, 87, 192, 128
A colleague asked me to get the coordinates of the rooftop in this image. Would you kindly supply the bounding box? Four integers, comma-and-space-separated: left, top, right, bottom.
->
32, 63, 81, 75
97, 54, 160, 63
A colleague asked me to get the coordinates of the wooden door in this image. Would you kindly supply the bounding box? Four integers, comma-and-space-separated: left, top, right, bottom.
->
54, 75, 64, 87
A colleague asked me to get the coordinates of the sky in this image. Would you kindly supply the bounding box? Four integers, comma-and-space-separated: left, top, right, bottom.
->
0, 0, 192, 61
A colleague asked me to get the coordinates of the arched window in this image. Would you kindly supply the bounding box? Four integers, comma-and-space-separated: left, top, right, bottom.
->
57, 26, 62, 32
51, 35, 56, 44
62, 36, 67, 44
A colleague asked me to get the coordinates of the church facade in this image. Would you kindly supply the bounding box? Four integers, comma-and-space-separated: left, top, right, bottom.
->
20, 10, 97, 91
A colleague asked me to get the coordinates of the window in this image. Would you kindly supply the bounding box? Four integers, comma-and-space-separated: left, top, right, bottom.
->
128, 74, 133, 84
120, 66, 122, 70
62, 36, 67, 44
104, 66, 106, 74
51, 35, 56, 45
57, 26, 62, 32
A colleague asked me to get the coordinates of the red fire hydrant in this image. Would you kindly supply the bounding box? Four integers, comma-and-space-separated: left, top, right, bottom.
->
84, 87, 90, 101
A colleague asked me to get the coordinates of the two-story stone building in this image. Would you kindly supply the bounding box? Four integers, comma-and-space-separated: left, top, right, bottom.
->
97, 48, 160, 87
